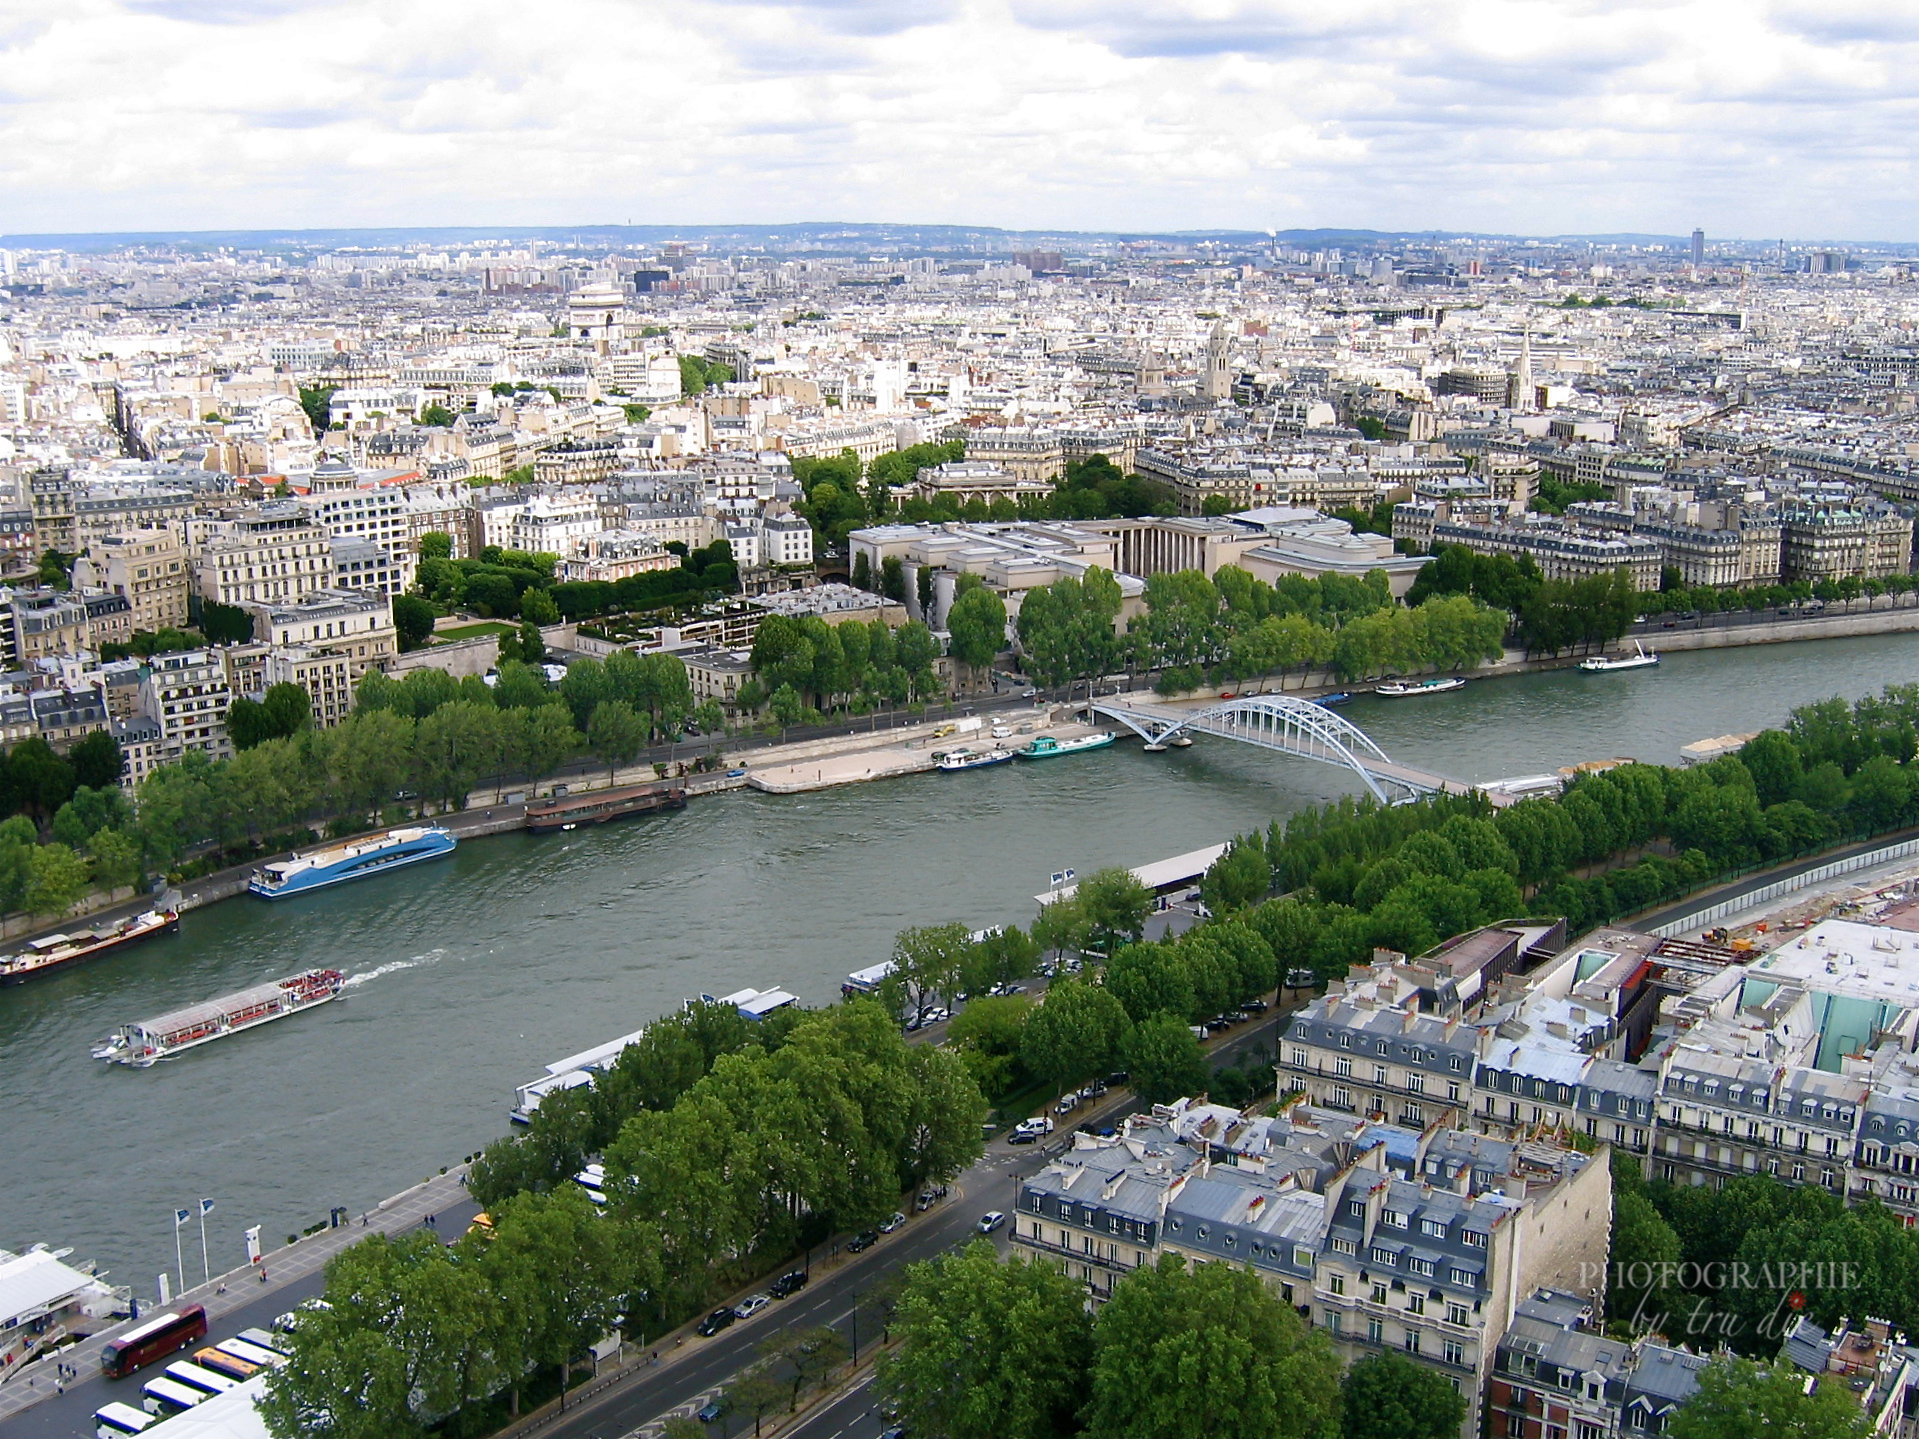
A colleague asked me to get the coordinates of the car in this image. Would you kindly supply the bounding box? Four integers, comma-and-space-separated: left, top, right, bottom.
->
1015, 1115, 1054, 1135
1055, 1094, 1079, 1114
977, 1211, 1007, 1234
697, 1399, 727, 1423
921, 1006, 950, 1024
915, 1186, 947, 1211
1078, 1079, 1108, 1098
734, 1294, 771, 1320
879, 1211, 907, 1233
846, 1229, 880, 1252
1285, 968, 1317, 989
1006, 1128, 1038, 1145
696, 1307, 736, 1337
1242, 999, 1269, 1013
1194, 902, 1213, 919
1022, 688, 1037, 698
769, 1270, 809, 1298
880, 1426, 907, 1439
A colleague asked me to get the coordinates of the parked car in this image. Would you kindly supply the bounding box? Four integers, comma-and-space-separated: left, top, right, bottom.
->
879, 1211, 907, 1234
698, 1399, 727, 1423
1078, 1080, 1108, 1099
1022, 688, 1038, 698
770, 1270, 809, 1298
697, 1307, 736, 1337
915, 1186, 947, 1211
1055, 1094, 1079, 1114
1242, 999, 1268, 1013
1285, 968, 1317, 989
1015, 1115, 1054, 1135
734, 1294, 771, 1320
977, 1211, 1007, 1234
1007, 1128, 1038, 1145
847, 1229, 880, 1252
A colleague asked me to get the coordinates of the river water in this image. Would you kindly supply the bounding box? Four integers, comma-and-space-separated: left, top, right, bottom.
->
4, 632, 1917, 1297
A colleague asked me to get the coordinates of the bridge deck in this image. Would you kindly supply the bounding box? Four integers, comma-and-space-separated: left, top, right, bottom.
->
1091, 699, 1513, 806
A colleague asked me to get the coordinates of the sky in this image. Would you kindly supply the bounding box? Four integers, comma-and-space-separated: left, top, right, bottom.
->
1, 0, 1917, 240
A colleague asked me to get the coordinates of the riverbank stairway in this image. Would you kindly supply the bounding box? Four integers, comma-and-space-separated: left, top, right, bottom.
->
1086, 695, 1502, 806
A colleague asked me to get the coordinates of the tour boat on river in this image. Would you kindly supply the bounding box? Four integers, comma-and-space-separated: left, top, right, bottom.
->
248, 826, 455, 900
1017, 732, 1118, 760
93, 968, 345, 1066
935, 747, 1016, 772
0, 904, 180, 986
1374, 678, 1466, 698
1579, 641, 1661, 673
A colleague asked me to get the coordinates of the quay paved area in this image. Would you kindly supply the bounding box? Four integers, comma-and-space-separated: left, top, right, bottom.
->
0, 1166, 471, 1431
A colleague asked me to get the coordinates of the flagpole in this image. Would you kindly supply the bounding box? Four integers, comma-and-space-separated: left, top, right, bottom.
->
197, 1199, 212, 1285
173, 1212, 186, 1296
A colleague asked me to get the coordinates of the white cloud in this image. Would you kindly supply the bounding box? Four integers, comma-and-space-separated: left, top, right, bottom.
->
0, 0, 1914, 237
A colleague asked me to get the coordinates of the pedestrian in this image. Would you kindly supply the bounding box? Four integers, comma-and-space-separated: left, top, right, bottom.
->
259, 1267, 268, 1283
54, 1377, 63, 1395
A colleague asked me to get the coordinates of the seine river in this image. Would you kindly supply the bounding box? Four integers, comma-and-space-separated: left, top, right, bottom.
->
5, 632, 1918, 1297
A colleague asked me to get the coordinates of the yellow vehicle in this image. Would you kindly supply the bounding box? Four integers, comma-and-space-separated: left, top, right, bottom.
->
465, 1211, 495, 1239
931, 724, 957, 739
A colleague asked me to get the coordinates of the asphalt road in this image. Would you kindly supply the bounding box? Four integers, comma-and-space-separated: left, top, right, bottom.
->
535, 995, 1299, 1439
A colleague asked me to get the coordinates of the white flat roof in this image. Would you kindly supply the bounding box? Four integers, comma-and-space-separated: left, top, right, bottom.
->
1035, 843, 1228, 906
0, 1247, 95, 1326
1750, 919, 1919, 1008
142, 1373, 270, 1438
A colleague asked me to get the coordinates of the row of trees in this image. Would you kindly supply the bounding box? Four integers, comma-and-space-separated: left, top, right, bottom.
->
745, 610, 944, 720
268, 1001, 985, 1439
1009, 562, 1510, 694
877, 1241, 1465, 1439
410, 533, 739, 629
1193, 683, 1919, 981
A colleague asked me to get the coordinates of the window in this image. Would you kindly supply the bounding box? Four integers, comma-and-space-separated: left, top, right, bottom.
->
1462, 1230, 1487, 1247
1338, 1033, 1351, 1049
1408, 1074, 1425, 1094
1450, 1055, 1465, 1072
1409, 1257, 1435, 1277
1293, 1049, 1311, 1068
1448, 1302, 1469, 1326
1372, 1283, 1388, 1304
1368, 1317, 1384, 1343
1375, 1065, 1390, 1084
1294, 1246, 1315, 1268
1382, 1209, 1407, 1228
1328, 1312, 1342, 1335
1333, 1237, 1358, 1255
1328, 1275, 1347, 1296
1422, 1219, 1448, 1238
1405, 1331, 1421, 1355
1407, 1293, 1426, 1316
1445, 1339, 1465, 1366
1335, 1057, 1353, 1078
1450, 1268, 1473, 1287
1370, 1247, 1397, 1266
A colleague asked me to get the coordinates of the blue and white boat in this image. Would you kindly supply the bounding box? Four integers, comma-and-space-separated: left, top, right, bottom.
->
248, 826, 456, 900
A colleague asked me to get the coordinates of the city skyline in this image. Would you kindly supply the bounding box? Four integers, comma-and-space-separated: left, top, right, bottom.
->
7, 0, 1919, 237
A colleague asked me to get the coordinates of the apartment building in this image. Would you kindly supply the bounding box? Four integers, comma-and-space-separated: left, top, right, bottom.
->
245, 589, 395, 676
959, 427, 1066, 484
1780, 502, 1913, 583
760, 515, 814, 567
1429, 517, 1663, 591
138, 649, 233, 762
10, 588, 132, 661
329, 538, 411, 597
194, 504, 334, 606
478, 491, 602, 555
74, 530, 191, 634
1011, 1098, 1610, 1438
908, 460, 1053, 508
556, 530, 679, 584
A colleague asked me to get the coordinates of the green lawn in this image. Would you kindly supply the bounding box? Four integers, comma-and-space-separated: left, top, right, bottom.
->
435, 621, 515, 641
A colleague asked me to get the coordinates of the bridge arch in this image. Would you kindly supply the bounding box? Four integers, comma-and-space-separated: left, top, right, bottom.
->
1088, 695, 1419, 804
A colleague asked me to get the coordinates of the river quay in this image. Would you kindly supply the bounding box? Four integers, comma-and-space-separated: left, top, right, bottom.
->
4, 630, 1919, 1313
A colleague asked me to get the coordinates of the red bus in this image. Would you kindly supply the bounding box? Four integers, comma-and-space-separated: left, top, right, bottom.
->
100, 1306, 208, 1379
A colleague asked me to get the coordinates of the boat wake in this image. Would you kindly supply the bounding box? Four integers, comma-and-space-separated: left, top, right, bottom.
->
345, 948, 447, 989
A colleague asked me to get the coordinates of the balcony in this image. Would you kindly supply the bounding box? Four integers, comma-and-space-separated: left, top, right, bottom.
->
1011, 1231, 1138, 1275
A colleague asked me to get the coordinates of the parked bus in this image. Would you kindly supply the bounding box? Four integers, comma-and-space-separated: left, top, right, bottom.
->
139, 1375, 207, 1417
159, 1360, 237, 1398
99, 1306, 208, 1379
215, 1337, 284, 1369
92, 1402, 155, 1437
235, 1327, 288, 1357
189, 1346, 258, 1381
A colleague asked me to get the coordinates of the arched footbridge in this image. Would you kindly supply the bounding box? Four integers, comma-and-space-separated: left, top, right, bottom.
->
1087, 695, 1505, 806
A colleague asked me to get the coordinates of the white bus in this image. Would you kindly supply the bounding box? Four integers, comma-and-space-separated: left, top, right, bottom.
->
140, 1375, 208, 1416
214, 1338, 285, 1369
160, 1360, 237, 1397
93, 1402, 155, 1436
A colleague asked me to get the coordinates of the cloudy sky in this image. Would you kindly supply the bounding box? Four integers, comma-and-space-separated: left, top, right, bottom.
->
1, 0, 1914, 239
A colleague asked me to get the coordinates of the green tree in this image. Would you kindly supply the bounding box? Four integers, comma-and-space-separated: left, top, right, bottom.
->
882, 922, 974, 1023
1123, 1013, 1210, 1104
1020, 977, 1131, 1096
1076, 866, 1153, 954
483, 1187, 629, 1410
875, 1241, 1094, 1439
24, 842, 88, 915
1085, 1253, 1342, 1439
587, 700, 648, 783
1609, 1170, 1682, 1328
1203, 838, 1270, 912
946, 585, 1007, 679
68, 731, 124, 790
199, 599, 256, 644
392, 594, 436, 651
418, 531, 453, 561
419, 402, 457, 427
1667, 1357, 1868, 1439
1340, 1351, 1466, 1439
